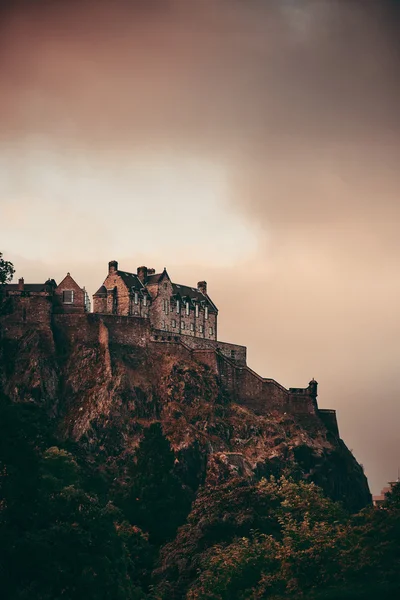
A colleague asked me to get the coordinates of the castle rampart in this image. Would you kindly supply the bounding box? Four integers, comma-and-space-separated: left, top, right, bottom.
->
1, 279, 339, 436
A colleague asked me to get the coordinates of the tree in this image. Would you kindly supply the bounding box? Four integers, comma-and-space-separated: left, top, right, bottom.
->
0, 252, 15, 285
125, 423, 192, 544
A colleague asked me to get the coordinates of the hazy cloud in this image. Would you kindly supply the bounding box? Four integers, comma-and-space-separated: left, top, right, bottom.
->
0, 0, 399, 493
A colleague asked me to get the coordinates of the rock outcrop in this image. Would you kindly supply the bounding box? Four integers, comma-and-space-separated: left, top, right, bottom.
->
0, 315, 371, 513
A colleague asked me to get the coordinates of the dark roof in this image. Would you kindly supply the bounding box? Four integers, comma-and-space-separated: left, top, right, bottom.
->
146, 273, 163, 285
117, 271, 146, 292
4, 282, 54, 293
172, 283, 217, 312
94, 285, 107, 296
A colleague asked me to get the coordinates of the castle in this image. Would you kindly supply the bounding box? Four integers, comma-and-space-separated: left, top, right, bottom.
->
93, 261, 218, 340
0, 261, 339, 436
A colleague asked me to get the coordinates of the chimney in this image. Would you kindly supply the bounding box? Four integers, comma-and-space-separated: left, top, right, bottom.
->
137, 266, 148, 284
147, 268, 156, 275
108, 260, 118, 275
18, 277, 24, 291
197, 281, 207, 295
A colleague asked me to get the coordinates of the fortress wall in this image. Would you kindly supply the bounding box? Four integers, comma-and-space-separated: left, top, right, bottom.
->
98, 315, 151, 347
52, 314, 151, 348
150, 338, 196, 366
52, 314, 99, 345
0, 295, 53, 338
318, 409, 340, 436
191, 349, 219, 373
178, 335, 247, 366
287, 392, 318, 414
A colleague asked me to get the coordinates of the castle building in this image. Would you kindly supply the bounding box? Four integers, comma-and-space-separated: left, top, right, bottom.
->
93, 261, 218, 340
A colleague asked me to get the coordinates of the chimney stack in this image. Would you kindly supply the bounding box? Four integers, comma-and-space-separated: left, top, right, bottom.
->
137, 266, 148, 284
18, 277, 24, 291
197, 281, 207, 295
108, 260, 118, 275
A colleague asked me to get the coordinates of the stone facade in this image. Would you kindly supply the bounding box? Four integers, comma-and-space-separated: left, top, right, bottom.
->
93, 261, 218, 341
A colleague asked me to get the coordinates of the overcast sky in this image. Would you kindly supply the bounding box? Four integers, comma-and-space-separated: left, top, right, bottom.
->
1, 0, 399, 495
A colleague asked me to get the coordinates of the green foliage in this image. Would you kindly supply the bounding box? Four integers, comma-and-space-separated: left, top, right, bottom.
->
155, 476, 349, 599
0, 251, 15, 285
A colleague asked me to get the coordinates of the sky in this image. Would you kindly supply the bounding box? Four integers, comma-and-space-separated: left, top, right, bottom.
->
1, 0, 399, 495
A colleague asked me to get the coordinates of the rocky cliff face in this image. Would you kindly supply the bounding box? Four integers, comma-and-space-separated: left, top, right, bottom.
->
0, 318, 371, 514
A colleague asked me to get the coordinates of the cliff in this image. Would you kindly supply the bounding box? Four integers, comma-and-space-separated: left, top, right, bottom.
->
0, 314, 371, 515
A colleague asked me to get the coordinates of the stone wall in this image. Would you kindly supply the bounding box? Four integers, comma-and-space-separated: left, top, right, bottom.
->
0, 294, 53, 337
178, 335, 247, 366
318, 409, 339, 436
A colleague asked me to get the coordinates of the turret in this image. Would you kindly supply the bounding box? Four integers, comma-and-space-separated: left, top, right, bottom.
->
308, 378, 318, 399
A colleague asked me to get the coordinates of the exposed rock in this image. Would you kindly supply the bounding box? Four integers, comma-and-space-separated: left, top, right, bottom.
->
0, 318, 371, 513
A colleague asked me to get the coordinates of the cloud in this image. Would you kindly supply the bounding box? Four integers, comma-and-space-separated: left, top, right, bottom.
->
0, 0, 399, 494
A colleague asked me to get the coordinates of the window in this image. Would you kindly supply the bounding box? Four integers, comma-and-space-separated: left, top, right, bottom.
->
209, 327, 213, 336
176, 299, 180, 314
134, 292, 138, 304
231, 350, 235, 358
161, 320, 166, 329
199, 325, 204, 333
143, 295, 147, 307
205, 306, 209, 320
181, 321, 185, 330
163, 299, 169, 314
63, 290, 74, 304
190, 323, 194, 331
195, 304, 199, 318
186, 301, 190, 316
172, 319, 176, 328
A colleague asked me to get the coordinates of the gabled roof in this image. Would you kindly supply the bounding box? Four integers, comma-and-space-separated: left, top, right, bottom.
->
94, 285, 107, 297
146, 273, 164, 285
172, 283, 218, 312
116, 271, 146, 292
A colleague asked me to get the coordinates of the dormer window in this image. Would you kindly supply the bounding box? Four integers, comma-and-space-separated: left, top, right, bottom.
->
134, 292, 138, 304
143, 295, 147, 307
186, 301, 190, 316
195, 304, 199, 318
205, 306, 209, 320
63, 290, 74, 304
176, 299, 180, 314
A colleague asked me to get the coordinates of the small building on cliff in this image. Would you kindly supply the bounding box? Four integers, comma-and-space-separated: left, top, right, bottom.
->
1, 273, 89, 323
93, 261, 218, 340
